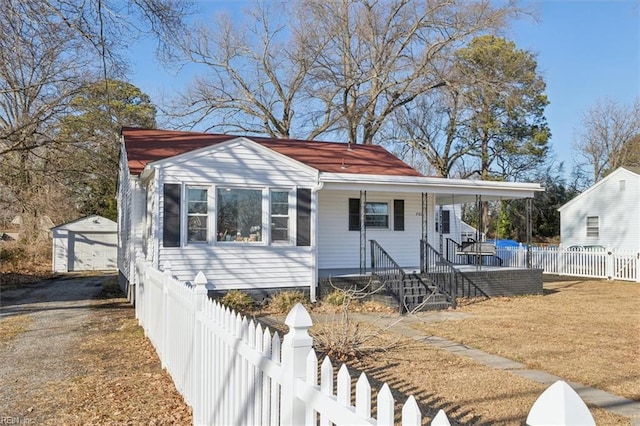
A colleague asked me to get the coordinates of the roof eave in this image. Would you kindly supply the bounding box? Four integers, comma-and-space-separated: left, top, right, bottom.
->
319, 172, 543, 200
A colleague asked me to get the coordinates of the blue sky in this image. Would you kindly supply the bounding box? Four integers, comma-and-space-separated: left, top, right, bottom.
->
127, 1, 640, 178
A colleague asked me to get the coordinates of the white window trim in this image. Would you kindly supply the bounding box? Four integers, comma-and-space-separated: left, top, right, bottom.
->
269, 188, 295, 245
184, 185, 210, 245
214, 185, 267, 245
367, 199, 392, 230
586, 215, 599, 238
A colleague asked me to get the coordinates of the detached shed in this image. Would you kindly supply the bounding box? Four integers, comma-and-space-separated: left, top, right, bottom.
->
52, 215, 118, 272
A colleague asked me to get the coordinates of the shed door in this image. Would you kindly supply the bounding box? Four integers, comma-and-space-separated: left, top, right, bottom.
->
70, 232, 117, 271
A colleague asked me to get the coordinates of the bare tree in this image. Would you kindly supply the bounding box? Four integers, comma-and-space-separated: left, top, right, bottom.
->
0, 0, 190, 240
174, 1, 321, 137
573, 97, 640, 185
302, 0, 524, 145
174, 0, 526, 143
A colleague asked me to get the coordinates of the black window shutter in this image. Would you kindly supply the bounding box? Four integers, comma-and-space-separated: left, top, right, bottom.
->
163, 184, 181, 247
393, 199, 405, 231
296, 188, 311, 246
442, 210, 451, 234
348, 198, 360, 231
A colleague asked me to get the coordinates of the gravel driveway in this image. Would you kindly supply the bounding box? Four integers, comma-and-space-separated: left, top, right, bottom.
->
0, 274, 111, 423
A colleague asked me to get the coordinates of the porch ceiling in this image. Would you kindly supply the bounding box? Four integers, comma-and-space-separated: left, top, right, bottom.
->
319, 172, 544, 203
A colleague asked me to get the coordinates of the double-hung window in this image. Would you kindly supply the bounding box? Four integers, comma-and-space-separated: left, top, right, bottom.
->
365, 202, 389, 228
271, 190, 290, 242
349, 198, 404, 231
586, 216, 599, 237
187, 187, 208, 243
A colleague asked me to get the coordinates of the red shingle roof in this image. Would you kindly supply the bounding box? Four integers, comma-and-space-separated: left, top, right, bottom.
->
122, 127, 423, 177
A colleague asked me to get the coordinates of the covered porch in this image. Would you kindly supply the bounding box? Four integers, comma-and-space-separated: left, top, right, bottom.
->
315, 173, 544, 312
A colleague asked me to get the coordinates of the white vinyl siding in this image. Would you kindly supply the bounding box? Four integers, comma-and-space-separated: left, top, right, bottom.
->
318, 190, 436, 270
159, 245, 312, 289
117, 151, 133, 280
560, 168, 640, 251
153, 140, 317, 289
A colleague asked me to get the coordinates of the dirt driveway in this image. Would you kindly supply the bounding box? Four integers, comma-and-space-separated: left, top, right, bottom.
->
0, 274, 190, 424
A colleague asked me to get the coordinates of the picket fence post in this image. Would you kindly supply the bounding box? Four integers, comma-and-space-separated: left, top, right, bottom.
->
526, 380, 595, 425
636, 251, 640, 282
281, 303, 313, 426
192, 271, 211, 425
605, 246, 614, 280
134, 251, 145, 321
160, 261, 172, 368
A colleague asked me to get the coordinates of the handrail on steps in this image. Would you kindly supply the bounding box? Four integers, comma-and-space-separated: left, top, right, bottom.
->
370, 239, 456, 312
421, 240, 489, 302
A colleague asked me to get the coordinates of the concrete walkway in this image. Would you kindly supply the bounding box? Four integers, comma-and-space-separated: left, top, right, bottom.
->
349, 311, 640, 424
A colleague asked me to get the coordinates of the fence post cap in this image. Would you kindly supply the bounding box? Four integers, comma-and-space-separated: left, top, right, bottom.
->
162, 260, 172, 273
193, 271, 213, 292
526, 380, 595, 426
284, 303, 312, 329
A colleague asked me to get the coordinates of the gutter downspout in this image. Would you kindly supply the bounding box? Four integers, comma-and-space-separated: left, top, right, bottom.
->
310, 180, 324, 302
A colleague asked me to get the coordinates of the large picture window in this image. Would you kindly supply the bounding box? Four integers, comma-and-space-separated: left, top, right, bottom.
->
271, 190, 289, 242
187, 187, 208, 243
217, 188, 263, 242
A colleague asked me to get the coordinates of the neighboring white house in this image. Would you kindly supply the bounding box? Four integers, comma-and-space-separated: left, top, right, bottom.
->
559, 166, 640, 251
52, 215, 118, 272
118, 128, 543, 301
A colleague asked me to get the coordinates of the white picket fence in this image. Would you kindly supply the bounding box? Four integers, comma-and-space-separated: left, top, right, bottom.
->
496, 245, 640, 282
134, 255, 596, 425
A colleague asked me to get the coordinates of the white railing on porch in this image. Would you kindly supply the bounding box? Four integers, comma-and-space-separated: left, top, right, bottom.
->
495, 245, 640, 282
134, 254, 596, 426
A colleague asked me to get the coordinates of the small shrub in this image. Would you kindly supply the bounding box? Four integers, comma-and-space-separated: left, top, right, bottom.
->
0, 243, 27, 264
323, 289, 348, 306
267, 290, 308, 314
220, 290, 255, 313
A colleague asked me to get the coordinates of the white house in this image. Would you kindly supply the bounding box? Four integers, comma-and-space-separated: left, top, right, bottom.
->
118, 128, 543, 301
559, 166, 640, 251
52, 215, 118, 272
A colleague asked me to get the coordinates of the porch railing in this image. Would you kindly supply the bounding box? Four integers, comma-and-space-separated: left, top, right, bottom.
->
421, 240, 489, 302
445, 237, 503, 267
370, 239, 450, 313
369, 240, 406, 313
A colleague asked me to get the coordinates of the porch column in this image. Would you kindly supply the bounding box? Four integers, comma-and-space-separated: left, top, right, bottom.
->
421, 193, 428, 273
359, 190, 367, 274
476, 194, 482, 271
421, 193, 428, 241
526, 197, 532, 269
438, 204, 444, 254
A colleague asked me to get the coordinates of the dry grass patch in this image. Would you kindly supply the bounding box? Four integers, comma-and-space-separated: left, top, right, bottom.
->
352, 331, 630, 425
0, 314, 31, 345
35, 280, 192, 424
412, 277, 640, 401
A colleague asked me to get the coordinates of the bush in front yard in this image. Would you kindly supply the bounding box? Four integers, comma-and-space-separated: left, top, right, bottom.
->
219, 290, 255, 313
266, 290, 309, 314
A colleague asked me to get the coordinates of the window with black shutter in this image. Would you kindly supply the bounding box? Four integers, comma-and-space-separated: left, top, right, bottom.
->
349, 198, 360, 231
296, 188, 311, 246
163, 184, 181, 247
393, 199, 404, 231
